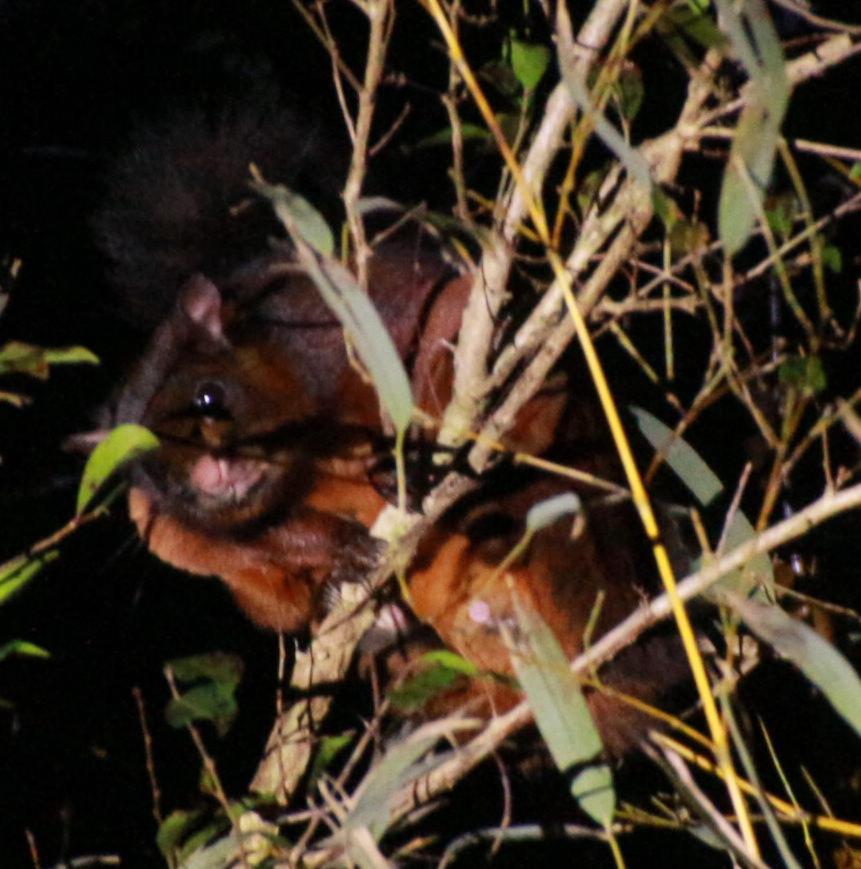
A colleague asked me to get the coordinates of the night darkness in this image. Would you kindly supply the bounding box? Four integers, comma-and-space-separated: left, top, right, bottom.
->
1, 1, 860, 866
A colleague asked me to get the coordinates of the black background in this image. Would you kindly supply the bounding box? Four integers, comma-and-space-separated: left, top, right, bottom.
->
1, 1, 860, 865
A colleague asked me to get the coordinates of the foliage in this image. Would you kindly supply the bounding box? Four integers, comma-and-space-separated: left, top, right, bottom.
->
3, 1, 861, 866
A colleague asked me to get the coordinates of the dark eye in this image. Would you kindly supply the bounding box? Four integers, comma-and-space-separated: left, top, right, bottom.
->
193, 380, 228, 417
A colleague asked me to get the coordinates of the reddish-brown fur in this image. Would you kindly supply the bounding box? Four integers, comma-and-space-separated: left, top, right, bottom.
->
115, 250, 682, 754
101, 107, 685, 755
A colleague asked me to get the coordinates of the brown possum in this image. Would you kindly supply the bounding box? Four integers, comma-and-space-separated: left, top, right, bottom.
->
98, 102, 687, 754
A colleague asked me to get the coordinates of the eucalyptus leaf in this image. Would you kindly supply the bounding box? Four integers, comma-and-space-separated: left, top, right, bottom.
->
629, 406, 722, 506
407, 123, 491, 151
718, 98, 777, 255
559, 52, 653, 192
526, 492, 582, 533
178, 825, 236, 869
0, 389, 28, 407
346, 720, 470, 840
665, 1, 725, 52
355, 196, 403, 215
42, 345, 100, 366
260, 181, 414, 434
76, 424, 159, 515
308, 255, 413, 433
715, 0, 789, 255
717, 510, 774, 598
0, 639, 50, 662
630, 406, 773, 595
728, 597, 861, 738
258, 183, 334, 256
0, 551, 58, 605
0, 340, 98, 378
421, 649, 480, 675
507, 595, 615, 827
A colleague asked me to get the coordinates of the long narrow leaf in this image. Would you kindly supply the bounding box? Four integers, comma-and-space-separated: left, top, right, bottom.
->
507, 595, 615, 827
76, 424, 159, 515
630, 406, 722, 506
728, 596, 861, 738
715, 0, 790, 255
346, 720, 471, 840
630, 406, 772, 594
258, 182, 414, 435
0, 552, 58, 605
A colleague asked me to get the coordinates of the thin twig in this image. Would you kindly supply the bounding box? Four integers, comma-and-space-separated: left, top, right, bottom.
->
164, 666, 250, 867
131, 687, 164, 831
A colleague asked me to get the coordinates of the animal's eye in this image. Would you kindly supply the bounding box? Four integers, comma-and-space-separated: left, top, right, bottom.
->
193, 380, 228, 417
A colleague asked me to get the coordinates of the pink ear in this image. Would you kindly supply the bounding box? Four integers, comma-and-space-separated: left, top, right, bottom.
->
180, 274, 223, 340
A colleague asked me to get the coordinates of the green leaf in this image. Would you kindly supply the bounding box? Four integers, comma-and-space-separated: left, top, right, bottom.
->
0, 551, 58, 605
165, 682, 239, 738
778, 355, 826, 396
259, 185, 334, 256
821, 244, 843, 274
181, 831, 244, 869
630, 406, 773, 595
168, 652, 244, 687
526, 492, 582, 533
560, 60, 653, 193
76, 424, 159, 515
387, 652, 477, 714
347, 720, 470, 840
718, 98, 777, 255
310, 258, 414, 432
0, 341, 98, 378
613, 63, 644, 121
355, 195, 402, 215
668, 218, 710, 257
260, 182, 414, 435
716, 0, 790, 255
765, 193, 796, 238
481, 58, 521, 99
510, 36, 551, 92
420, 649, 480, 675
506, 596, 615, 827
165, 653, 244, 737
0, 639, 50, 662
42, 345, 100, 365
408, 123, 492, 151
659, 1, 726, 64
729, 597, 861, 738
0, 389, 29, 407
309, 732, 355, 787
157, 808, 207, 859
716, 510, 774, 598
630, 406, 723, 506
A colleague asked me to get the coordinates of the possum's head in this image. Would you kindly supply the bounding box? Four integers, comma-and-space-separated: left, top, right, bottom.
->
92, 95, 344, 327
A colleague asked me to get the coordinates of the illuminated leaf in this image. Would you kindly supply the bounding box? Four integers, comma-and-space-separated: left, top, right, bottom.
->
507, 596, 615, 827
510, 37, 551, 92
730, 597, 861, 738
76, 424, 159, 515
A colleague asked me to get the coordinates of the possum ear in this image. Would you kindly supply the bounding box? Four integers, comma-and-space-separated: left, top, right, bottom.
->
179, 274, 224, 341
